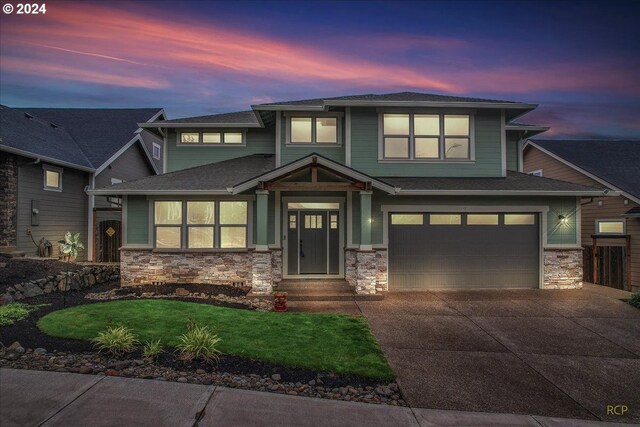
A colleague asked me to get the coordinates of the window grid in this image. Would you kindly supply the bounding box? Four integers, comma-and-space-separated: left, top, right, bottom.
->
153, 200, 248, 249
288, 115, 340, 145
179, 131, 245, 145
382, 113, 472, 161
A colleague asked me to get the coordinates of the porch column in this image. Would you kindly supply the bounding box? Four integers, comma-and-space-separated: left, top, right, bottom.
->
359, 190, 372, 250
255, 190, 269, 251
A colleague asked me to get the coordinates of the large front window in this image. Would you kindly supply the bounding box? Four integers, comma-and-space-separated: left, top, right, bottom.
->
289, 116, 338, 144
154, 200, 248, 249
382, 113, 472, 160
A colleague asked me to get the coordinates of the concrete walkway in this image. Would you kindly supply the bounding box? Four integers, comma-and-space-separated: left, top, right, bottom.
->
0, 368, 629, 427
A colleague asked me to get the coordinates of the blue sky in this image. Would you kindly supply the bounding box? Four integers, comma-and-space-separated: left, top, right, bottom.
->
1, 0, 639, 137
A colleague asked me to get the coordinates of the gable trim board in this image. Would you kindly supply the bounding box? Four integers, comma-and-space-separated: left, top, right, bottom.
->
94, 135, 159, 176
524, 140, 640, 204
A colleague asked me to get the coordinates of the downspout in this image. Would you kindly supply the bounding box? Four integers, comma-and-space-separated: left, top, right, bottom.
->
86, 174, 96, 261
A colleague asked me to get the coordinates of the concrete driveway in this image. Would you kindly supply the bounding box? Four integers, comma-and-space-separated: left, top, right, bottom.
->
357, 284, 640, 424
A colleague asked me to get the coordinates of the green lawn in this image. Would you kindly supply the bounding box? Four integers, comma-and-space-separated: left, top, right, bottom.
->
38, 300, 393, 380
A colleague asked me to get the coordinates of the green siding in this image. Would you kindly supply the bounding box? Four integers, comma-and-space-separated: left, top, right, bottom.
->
126, 195, 149, 245
252, 191, 276, 245
351, 192, 578, 246
167, 128, 275, 172
350, 108, 503, 177
506, 134, 519, 171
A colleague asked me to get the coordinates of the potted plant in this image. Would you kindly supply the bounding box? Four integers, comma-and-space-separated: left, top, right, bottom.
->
273, 291, 288, 312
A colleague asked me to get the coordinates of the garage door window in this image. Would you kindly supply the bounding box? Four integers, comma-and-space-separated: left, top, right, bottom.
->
505, 214, 536, 225
467, 214, 499, 225
391, 214, 423, 225
429, 214, 461, 225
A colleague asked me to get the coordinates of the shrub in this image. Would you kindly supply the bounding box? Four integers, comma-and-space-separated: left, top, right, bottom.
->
142, 339, 163, 360
0, 303, 48, 326
92, 325, 137, 355
629, 292, 640, 309
176, 321, 221, 362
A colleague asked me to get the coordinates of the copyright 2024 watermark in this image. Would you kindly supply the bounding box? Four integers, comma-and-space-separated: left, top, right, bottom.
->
3, 3, 47, 14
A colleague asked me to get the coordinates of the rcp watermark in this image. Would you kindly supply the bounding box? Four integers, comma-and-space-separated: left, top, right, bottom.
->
3, 3, 47, 14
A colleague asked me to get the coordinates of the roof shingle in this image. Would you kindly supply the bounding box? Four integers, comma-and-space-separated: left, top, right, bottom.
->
529, 139, 640, 200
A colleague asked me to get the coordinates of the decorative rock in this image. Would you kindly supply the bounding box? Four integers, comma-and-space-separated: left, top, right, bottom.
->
271, 374, 281, 381
7, 341, 25, 354
177, 377, 188, 383
33, 348, 47, 355
175, 288, 189, 297
196, 369, 206, 374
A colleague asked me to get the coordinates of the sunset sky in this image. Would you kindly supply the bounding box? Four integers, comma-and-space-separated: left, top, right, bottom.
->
1, 0, 639, 137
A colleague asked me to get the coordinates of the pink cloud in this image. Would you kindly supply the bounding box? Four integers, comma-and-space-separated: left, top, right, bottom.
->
0, 3, 638, 97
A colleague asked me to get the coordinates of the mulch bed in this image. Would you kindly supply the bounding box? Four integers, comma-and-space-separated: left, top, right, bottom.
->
1, 282, 397, 395
113, 282, 249, 298
0, 257, 83, 292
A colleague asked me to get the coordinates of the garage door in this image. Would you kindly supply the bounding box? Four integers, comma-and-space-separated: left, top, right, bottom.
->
388, 212, 539, 290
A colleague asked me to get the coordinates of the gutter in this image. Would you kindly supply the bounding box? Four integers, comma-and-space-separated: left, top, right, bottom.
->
395, 189, 616, 197
0, 145, 95, 172
138, 122, 262, 128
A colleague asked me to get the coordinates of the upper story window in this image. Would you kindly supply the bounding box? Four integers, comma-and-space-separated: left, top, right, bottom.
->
179, 131, 245, 146
43, 165, 62, 192
152, 142, 161, 159
287, 114, 341, 145
380, 113, 473, 161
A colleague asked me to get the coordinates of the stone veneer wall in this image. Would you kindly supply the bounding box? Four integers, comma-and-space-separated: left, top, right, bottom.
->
120, 249, 277, 295
0, 153, 18, 251
1, 264, 120, 303
345, 249, 388, 294
543, 248, 583, 289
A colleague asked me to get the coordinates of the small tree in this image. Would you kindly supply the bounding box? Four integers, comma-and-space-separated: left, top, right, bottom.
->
58, 232, 84, 308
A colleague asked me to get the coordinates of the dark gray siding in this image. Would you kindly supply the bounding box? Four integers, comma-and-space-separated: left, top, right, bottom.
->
95, 143, 155, 188
94, 143, 155, 209
140, 130, 163, 173
17, 162, 89, 259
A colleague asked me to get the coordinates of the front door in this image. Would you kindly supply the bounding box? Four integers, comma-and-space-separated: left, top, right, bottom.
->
287, 209, 340, 275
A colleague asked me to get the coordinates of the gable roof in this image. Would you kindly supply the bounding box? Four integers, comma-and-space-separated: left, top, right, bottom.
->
140, 110, 261, 128
0, 105, 93, 170
89, 153, 606, 197
14, 107, 164, 169
526, 139, 640, 202
91, 154, 277, 194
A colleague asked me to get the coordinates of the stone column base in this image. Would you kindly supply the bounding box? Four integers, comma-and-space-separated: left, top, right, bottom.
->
345, 249, 388, 295
251, 251, 273, 295
543, 248, 583, 289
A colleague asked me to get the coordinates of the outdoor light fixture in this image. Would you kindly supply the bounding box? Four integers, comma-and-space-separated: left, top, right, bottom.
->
558, 215, 568, 225
598, 200, 604, 207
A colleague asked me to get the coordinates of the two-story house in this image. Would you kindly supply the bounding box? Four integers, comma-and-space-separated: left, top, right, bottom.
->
0, 105, 165, 261
90, 92, 608, 295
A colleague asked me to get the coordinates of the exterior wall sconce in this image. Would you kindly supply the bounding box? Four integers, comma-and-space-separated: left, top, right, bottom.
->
558, 215, 568, 225
598, 200, 604, 207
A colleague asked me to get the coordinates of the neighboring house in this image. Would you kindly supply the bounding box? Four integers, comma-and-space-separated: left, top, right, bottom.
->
0, 105, 165, 261
523, 139, 640, 292
90, 92, 608, 295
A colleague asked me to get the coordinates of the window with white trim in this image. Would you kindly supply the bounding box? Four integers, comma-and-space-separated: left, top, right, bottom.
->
381, 113, 472, 160
153, 200, 248, 249
152, 142, 161, 159
288, 115, 340, 144
595, 219, 625, 235
43, 165, 62, 191
179, 131, 245, 145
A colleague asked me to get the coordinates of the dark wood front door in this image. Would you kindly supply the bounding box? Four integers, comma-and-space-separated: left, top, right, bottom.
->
97, 220, 121, 262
